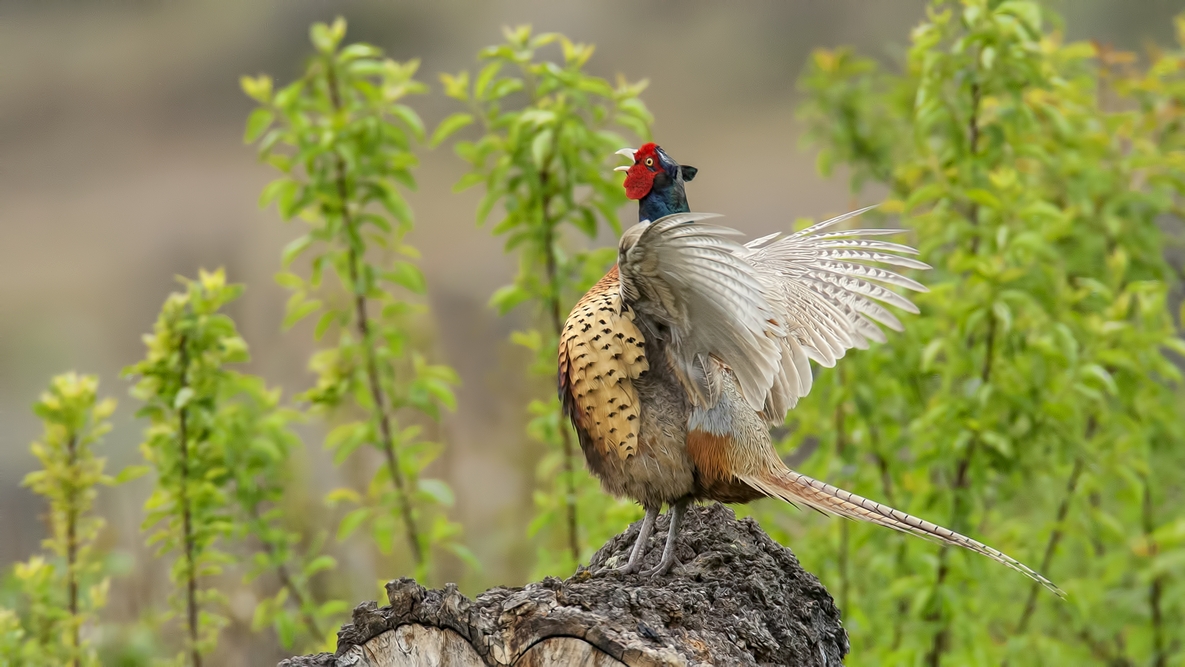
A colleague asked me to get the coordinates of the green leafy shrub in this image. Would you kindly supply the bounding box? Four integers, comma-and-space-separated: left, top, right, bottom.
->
0, 373, 142, 667
220, 375, 346, 651
436, 25, 653, 574
243, 18, 468, 582
780, 2, 1185, 664
126, 269, 344, 662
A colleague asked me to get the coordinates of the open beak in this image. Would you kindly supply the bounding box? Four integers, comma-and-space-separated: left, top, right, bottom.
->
614, 147, 636, 172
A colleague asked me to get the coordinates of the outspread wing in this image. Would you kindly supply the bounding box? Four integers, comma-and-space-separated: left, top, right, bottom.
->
558, 268, 650, 460
741, 205, 930, 422
617, 212, 783, 411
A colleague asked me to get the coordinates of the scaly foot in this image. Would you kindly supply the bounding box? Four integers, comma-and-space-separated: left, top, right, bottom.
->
640, 498, 687, 577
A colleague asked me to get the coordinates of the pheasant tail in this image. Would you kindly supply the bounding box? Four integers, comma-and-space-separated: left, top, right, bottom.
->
738, 467, 1065, 596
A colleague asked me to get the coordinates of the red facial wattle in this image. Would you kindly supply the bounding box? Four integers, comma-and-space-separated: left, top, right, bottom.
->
624, 162, 656, 200
623, 143, 661, 200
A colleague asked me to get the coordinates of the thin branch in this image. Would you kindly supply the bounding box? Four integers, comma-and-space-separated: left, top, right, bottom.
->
833, 368, 850, 614
925, 315, 991, 667
177, 334, 202, 667
967, 79, 983, 254
926, 66, 988, 666
326, 57, 423, 566
1142, 475, 1167, 667
1016, 453, 1086, 634
540, 158, 581, 563
250, 515, 324, 642
65, 432, 80, 667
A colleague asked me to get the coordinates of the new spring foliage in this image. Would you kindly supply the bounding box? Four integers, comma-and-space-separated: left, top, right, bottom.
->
126, 269, 344, 661
243, 18, 467, 582
1, 374, 140, 667
436, 25, 654, 574
774, 2, 1185, 665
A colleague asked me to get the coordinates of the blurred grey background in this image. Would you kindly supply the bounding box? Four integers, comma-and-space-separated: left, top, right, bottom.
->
0, 0, 1179, 663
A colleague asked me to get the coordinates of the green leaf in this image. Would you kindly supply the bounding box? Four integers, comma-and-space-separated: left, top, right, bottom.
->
281, 235, 313, 268
489, 285, 530, 314
418, 478, 455, 507
390, 104, 426, 141
240, 75, 273, 104
325, 487, 362, 506
274, 271, 304, 290
377, 183, 414, 226
313, 311, 337, 341
510, 329, 541, 351
452, 172, 485, 193
383, 262, 427, 294
303, 555, 337, 576
475, 188, 500, 225
173, 387, 195, 409
430, 112, 475, 147
531, 129, 554, 168
259, 178, 299, 211
310, 19, 345, 54
276, 611, 297, 649
111, 465, 150, 485
336, 507, 371, 542
283, 296, 323, 329
244, 108, 275, 144
474, 61, 502, 100
1081, 364, 1118, 396
965, 188, 1001, 209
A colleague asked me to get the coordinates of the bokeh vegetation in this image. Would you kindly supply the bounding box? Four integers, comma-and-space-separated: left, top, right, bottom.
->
243, 17, 468, 587
1, 373, 141, 666
435, 25, 653, 576
766, 1, 1185, 664
1, 3, 1183, 664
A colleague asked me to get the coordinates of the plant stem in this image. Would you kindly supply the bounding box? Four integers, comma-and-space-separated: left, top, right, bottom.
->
540, 166, 580, 564
967, 79, 983, 254
177, 335, 202, 667
1016, 453, 1086, 634
856, 386, 911, 651
833, 370, 850, 614
326, 57, 423, 566
925, 67, 988, 666
926, 307, 993, 667
65, 433, 80, 667
251, 515, 324, 642
1142, 475, 1166, 667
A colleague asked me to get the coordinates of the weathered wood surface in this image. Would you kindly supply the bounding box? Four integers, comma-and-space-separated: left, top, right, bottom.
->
280, 503, 848, 667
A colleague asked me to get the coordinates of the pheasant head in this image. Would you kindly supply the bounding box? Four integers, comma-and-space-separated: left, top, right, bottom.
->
615, 143, 697, 222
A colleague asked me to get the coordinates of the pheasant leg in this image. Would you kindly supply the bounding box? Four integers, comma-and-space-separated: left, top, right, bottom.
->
616, 506, 659, 575
642, 498, 688, 577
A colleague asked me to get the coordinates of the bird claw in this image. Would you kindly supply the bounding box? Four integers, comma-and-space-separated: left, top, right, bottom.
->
640, 555, 679, 578
615, 561, 642, 576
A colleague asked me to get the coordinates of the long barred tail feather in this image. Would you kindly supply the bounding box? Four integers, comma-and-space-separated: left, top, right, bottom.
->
740, 467, 1065, 597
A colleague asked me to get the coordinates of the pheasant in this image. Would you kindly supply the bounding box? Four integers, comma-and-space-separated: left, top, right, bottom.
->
558, 143, 1061, 595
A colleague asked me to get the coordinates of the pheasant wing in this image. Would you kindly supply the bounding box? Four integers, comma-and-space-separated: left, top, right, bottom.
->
742, 205, 930, 422
617, 212, 783, 411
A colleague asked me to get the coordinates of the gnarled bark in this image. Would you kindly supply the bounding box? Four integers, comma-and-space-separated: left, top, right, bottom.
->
280, 503, 848, 666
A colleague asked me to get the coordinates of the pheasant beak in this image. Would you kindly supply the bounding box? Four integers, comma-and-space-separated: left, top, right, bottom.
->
613, 147, 636, 172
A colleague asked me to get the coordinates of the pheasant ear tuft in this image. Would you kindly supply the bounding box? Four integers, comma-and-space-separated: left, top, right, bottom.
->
680, 165, 697, 182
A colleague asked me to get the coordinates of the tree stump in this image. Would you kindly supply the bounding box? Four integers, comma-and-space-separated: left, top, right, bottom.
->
280, 504, 848, 666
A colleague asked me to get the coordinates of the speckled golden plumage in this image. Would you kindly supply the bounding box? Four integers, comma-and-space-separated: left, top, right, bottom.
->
558, 267, 649, 461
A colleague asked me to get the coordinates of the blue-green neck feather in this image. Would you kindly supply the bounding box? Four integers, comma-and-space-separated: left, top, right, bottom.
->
639, 180, 689, 220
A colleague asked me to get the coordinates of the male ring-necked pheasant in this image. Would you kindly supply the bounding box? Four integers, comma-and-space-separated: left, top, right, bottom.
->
558, 143, 1061, 595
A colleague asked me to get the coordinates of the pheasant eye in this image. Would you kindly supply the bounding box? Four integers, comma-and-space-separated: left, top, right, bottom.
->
645, 157, 654, 167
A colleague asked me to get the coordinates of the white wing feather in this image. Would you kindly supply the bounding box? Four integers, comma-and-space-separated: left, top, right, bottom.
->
743, 205, 929, 422
617, 213, 782, 411
616, 206, 927, 421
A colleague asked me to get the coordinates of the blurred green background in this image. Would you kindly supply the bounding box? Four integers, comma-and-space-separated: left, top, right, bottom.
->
1, 1, 1182, 664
